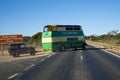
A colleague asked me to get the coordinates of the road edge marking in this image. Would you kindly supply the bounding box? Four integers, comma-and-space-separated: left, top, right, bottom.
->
24, 66, 30, 71
89, 45, 120, 58
81, 56, 83, 60
101, 49, 120, 58
30, 64, 35, 68
41, 58, 46, 62
8, 73, 19, 79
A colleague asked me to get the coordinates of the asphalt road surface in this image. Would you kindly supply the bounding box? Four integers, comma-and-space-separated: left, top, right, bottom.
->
15, 45, 120, 80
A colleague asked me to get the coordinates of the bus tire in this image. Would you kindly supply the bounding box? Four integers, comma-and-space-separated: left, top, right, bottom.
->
60, 45, 65, 52
75, 48, 77, 50
82, 44, 86, 50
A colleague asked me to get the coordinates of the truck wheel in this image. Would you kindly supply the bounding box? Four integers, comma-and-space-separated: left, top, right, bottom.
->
13, 53, 16, 57
16, 53, 20, 57
13, 53, 19, 57
30, 51, 35, 55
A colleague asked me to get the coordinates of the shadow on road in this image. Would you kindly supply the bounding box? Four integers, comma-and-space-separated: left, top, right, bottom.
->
85, 47, 106, 50
63, 46, 106, 52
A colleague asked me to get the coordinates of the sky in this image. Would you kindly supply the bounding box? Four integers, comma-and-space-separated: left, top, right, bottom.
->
0, 0, 120, 36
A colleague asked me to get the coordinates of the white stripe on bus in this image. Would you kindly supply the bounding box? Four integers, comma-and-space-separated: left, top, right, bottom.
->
42, 36, 83, 43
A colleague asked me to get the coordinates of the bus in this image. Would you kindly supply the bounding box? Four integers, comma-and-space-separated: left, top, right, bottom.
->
42, 25, 87, 52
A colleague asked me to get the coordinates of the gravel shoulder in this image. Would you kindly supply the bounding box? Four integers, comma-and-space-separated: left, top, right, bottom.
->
87, 40, 120, 55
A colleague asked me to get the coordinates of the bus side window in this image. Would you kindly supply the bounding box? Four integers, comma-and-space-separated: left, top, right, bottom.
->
66, 27, 74, 31
74, 38, 78, 41
70, 28, 73, 30
74, 27, 77, 30
77, 28, 80, 30
66, 27, 70, 30
67, 38, 71, 41
67, 38, 78, 41
74, 27, 80, 31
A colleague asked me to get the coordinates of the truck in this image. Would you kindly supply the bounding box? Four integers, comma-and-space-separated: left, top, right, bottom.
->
9, 43, 35, 57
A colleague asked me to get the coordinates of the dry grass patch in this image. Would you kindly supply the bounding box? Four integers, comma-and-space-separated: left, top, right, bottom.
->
87, 40, 120, 53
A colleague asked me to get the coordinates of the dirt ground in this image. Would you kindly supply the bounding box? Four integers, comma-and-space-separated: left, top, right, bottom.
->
87, 40, 120, 53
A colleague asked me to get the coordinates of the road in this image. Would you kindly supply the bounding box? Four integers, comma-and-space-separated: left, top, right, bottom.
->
15, 45, 120, 80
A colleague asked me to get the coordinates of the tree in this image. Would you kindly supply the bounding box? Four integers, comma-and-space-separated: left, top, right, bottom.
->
32, 32, 42, 39
115, 33, 120, 39
86, 30, 120, 45
107, 30, 119, 35
23, 36, 31, 43
32, 32, 42, 46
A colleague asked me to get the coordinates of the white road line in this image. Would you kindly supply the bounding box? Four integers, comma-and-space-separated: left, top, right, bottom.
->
24, 64, 35, 71
24, 66, 30, 71
47, 54, 52, 58
47, 53, 54, 58
41, 58, 46, 62
81, 56, 83, 60
90, 45, 120, 58
102, 49, 120, 58
30, 64, 35, 68
79, 50, 83, 60
46, 52, 56, 58
8, 73, 19, 79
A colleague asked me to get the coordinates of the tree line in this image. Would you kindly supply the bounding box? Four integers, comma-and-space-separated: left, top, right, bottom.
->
23, 32, 42, 47
86, 30, 120, 45
1, 30, 120, 50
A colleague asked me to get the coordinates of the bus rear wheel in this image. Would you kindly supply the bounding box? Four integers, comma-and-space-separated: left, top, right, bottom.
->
82, 44, 86, 50
60, 46, 65, 52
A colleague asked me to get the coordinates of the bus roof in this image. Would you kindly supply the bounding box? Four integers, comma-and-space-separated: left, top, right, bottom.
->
44, 25, 81, 28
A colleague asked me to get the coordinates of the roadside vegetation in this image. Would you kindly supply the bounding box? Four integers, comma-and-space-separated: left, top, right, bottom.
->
86, 30, 120, 45
24, 32, 42, 48
86, 30, 120, 53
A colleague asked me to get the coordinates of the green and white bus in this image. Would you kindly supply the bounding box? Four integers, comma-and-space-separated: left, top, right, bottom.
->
42, 25, 87, 52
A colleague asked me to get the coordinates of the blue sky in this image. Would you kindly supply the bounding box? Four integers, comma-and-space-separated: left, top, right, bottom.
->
0, 0, 120, 36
